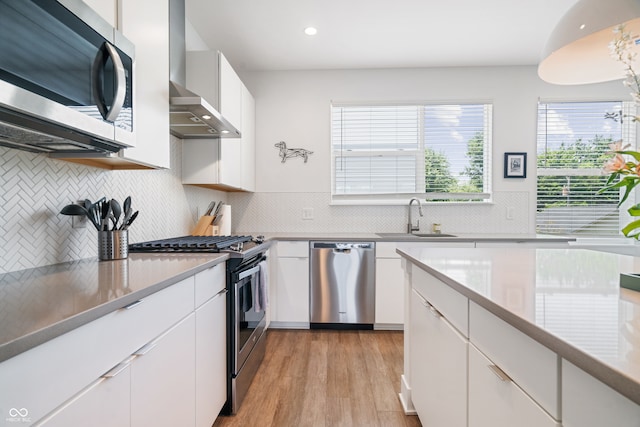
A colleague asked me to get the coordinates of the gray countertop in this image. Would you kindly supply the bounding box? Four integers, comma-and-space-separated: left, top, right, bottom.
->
398, 246, 640, 405
250, 232, 577, 243
0, 253, 228, 363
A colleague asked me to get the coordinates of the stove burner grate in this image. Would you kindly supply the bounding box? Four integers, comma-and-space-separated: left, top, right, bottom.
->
128, 235, 253, 253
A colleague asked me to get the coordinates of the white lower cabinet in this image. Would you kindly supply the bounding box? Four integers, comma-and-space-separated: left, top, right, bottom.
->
2, 263, 229, 427
38, 364, 131, 427
271, 241, 309, 326
410, 288, 467, 427
38, 314, 197, 427
195, 289, 227, 427
562, 360, 640, 427
468, 344, 560, 427
375, 257, 404, 326
131, 315, 196, 427
376, 241, 475, 328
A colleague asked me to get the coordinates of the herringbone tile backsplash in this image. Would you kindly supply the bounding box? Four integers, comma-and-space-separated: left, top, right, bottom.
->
0, 137, 225, 274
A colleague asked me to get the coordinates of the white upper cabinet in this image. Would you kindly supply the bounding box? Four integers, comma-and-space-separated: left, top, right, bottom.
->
68, 0, 171, 169
118, 0, 171, 169
182, 51, 255, 191
83, 0, 117, 27
186, 50, 242, 130
218, 54, 243, 131
241, 83, 256, 192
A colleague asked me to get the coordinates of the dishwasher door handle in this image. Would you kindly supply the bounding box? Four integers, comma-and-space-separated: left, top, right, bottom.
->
333, 248, 351, 254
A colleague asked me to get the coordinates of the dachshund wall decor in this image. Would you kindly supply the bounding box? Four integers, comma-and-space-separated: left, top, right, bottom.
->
274, 141, 314, 163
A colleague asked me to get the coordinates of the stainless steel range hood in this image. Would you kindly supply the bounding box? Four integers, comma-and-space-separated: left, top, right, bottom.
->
169, 81, 240, 138
168, 0, 240, 139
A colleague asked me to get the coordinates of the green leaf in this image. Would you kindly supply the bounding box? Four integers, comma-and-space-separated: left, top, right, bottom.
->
628, 204, 640, 216
618, 150, 640, 162
621, 218, 640, 238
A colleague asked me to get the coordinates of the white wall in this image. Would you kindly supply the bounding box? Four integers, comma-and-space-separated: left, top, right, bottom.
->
229, 65, 629, 235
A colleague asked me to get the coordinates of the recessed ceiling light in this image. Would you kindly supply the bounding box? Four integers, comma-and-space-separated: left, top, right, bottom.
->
304, 27, 317, 36
202, 114, 211, 120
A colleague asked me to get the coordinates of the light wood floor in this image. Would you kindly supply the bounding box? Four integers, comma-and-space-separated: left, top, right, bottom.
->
214, 329, 422, 427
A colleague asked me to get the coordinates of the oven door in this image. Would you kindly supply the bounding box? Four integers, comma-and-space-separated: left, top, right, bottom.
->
233, 263, 266, 375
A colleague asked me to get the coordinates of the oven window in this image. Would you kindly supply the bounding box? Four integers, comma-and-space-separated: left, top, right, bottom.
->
237, 276, 265, 352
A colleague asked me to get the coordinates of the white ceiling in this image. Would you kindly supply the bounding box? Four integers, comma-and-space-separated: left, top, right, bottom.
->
185, 0, 581, 72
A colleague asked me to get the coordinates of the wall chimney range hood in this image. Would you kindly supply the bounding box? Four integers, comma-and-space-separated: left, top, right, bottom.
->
168, 0, 240, 139
169, 81, 240, 138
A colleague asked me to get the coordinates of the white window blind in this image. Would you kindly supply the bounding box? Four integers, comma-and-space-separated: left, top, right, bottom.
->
536, 101, 635, 236
331, 103, 492, 202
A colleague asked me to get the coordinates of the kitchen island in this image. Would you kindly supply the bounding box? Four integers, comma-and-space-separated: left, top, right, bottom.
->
399, 247, 640, 426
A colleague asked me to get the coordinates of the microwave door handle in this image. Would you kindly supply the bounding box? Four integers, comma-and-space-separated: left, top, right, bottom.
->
92, 42, 126, 122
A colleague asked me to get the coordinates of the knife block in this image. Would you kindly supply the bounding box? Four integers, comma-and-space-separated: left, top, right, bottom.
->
191, 215, 220, 236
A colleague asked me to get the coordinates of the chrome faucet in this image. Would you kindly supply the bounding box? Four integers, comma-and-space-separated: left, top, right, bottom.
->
407, 198, 424, 234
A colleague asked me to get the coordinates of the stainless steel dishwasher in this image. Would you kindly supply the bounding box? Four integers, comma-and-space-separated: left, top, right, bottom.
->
309, 241, 375, 329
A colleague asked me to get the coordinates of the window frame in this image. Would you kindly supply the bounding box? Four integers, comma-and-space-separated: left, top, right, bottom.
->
330, 101, 493, 205
535, 99, 637, 237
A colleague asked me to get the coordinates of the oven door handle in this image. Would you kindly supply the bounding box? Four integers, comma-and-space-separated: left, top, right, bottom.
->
238, 265, 261, 280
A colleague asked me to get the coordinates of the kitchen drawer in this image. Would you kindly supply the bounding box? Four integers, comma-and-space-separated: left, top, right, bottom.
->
469, 344, 560, 427
276, 241, 309, 258
469, 301, 560, 419
376, 242, 400, 258
0, 277, 195, 424
412, 266, 468, 337
194, 262, 226, 308
562, 359, 640, 427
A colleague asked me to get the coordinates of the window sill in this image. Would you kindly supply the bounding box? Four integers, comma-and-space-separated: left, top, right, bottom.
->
329, 198, 494, 206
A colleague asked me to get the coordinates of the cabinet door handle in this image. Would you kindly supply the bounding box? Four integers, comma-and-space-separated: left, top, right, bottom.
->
488, 364, 512, 382
122, 299, 143, 310
428, 305, 442, 318
212, 289, 228, 300
134, 341, 158, 356
102, 359, 132, 378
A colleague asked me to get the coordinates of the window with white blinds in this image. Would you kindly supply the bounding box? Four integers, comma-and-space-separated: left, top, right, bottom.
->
331, 103, 492, 202
536, 101, 635, 236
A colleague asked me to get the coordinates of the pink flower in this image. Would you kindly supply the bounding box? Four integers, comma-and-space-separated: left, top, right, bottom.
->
603, 154, 628, 173
607, 140, 630, 154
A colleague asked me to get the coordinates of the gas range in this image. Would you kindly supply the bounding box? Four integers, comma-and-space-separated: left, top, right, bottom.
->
128, 235, 269, 258
130, 233, 271, 415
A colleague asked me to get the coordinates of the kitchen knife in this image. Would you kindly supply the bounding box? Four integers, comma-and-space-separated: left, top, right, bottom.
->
212, 201, 224, 218
204, 201, 216, 216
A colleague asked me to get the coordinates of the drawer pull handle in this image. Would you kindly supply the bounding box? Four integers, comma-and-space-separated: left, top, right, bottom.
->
102, 361, 130, 378
428, 305, 442, 318
134, 342, 158, 356
213, 289, 228, 300
122, 299, 143, 310
488, 364, 511, 382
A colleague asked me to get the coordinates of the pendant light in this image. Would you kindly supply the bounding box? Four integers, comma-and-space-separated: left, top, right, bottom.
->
538, 0, 640, 85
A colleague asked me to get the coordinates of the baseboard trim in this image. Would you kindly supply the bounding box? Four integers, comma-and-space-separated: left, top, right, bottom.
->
399, 374, 416, 415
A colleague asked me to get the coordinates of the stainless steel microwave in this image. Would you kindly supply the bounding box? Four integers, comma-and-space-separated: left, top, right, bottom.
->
0, 0, 135, 154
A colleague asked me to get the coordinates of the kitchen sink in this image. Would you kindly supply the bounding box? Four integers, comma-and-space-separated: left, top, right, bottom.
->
412, 233, 457, 237
376, 232, 457, 239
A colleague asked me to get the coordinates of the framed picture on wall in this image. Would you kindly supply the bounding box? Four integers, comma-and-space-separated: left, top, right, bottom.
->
504, 152, 527, 178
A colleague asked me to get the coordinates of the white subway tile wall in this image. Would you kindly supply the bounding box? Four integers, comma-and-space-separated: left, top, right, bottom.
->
0, 137, 225, 274
229, 191, 529, 235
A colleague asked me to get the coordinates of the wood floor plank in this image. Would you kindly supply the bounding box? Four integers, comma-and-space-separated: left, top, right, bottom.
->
326, 331, 351, 399
358, 331, 405, 413
214, 329, 421, 427
326, 397, 353, 427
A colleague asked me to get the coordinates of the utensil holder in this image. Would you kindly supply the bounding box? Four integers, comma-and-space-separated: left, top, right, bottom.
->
98, 230, 129, 261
